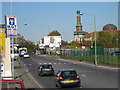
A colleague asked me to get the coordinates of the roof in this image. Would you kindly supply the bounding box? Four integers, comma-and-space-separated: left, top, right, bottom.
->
40, 64, 52, 66
84, 33, 93, 38
59, 69, 76, 72
103, 24, 117, 31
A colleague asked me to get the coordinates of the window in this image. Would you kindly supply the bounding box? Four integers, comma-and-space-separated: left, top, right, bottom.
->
61, 71, 77, 77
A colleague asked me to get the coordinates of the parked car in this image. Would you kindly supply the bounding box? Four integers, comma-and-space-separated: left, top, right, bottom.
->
11, 53, 20, 60
19, 52, 25, 57
19, 51, 27, 57
23, 52, 30, 58
54, 69, 81, 88
111, 51, 120, 56
38, 64, 54, 76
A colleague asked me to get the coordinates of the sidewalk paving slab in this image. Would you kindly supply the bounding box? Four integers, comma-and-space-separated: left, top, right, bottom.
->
14, 60, 40, 89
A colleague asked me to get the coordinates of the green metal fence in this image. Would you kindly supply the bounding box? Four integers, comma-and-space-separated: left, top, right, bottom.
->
60, 48, 120, 65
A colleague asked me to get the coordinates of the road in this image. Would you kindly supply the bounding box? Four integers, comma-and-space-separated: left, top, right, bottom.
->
21, 54, 118, 88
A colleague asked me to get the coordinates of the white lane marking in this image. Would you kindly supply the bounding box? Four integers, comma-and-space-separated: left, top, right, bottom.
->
38, 62, 69, 65
82, 74, 86, 77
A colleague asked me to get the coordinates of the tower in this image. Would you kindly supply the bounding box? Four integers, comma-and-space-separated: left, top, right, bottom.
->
74, 10, 87, 43
76, 10, 82, 31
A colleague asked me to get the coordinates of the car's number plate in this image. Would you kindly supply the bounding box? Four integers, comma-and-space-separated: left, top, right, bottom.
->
45, 69, 51, 71
66, 80, 74, 83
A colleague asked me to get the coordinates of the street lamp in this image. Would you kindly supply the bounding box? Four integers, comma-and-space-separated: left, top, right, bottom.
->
79, 12, 97, 65
116, 38, 118, 48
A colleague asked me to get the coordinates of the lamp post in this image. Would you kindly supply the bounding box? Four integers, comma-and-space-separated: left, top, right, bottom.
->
116, 38, 118, 48
79, 12, 97, 65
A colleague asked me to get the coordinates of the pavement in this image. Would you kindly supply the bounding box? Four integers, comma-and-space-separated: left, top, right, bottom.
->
14, 59, 40, 89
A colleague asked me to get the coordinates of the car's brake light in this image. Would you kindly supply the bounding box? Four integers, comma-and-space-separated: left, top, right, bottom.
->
57, 77, 63, 80
76, 76, 80, 79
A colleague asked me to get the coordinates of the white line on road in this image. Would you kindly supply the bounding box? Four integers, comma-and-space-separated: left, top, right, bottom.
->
82, 74, 86, 77
37, 62, 70, 65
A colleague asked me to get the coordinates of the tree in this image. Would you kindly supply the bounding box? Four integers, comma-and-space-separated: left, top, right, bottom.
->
47, 30, 61, 36
69, 41, 80, 48
17, 34, 39, 52
17, 34, 26, 45
96, 32, 119, 48
112, 33, 119, 48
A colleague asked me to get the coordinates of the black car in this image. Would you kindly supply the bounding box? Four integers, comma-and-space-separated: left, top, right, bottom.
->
54, 69, 81, 88
38, 64, 54, 76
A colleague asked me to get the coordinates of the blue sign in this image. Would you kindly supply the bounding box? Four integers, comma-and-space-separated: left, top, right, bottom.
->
9, 18, 15, 25
6, 16, 17, 38
7, 34, 17, 37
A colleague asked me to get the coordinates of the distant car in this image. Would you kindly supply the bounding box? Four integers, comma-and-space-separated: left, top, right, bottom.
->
54, 69, 81, 88
38, 64, 54, 76
19, 51, 27, 57
111, 51, 120, 56
19, 52, 24, 57
23, 52, 30, 58
11, 53, 20, 60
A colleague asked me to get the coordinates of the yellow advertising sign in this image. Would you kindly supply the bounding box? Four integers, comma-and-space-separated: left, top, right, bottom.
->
0, 28, 5, 52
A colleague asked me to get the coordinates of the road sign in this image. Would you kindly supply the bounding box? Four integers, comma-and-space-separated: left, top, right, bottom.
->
5, 16, 17, 38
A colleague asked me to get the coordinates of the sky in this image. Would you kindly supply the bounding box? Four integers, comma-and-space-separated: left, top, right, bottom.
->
1, 1, 119, 43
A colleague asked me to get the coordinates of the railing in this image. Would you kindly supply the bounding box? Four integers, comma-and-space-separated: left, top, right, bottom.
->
60, 48, 120, 65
